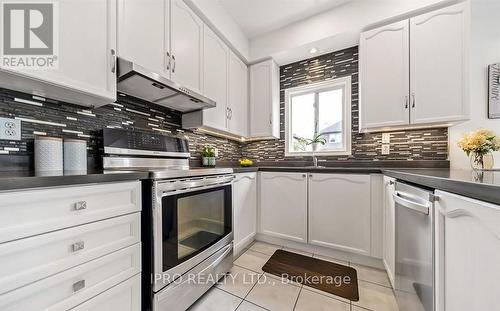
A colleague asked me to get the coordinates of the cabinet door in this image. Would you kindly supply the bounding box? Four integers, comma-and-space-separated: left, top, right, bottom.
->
308, 174, 371, 255
233, 173, 257, 256
170, 0, 203, 94
359, 20, 410, 131
436, 190, 500, 311
410, 2, 469, 125
382, 176, 396, 288
1, 0, 117, 102
250, 60, 279, 138
202, 26, 229, 131
259, 172, 307, 243
228, 51, 249, 137
117, 0, 169, 76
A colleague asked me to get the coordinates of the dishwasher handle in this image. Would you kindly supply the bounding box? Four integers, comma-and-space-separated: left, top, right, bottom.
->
393, 192, 430, 215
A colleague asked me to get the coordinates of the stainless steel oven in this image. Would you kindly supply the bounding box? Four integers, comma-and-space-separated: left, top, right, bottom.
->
152, 174, 234, 292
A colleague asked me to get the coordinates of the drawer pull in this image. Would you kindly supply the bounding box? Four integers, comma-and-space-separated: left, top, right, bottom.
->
74, 201, 87, 211
73, 280, 85, 292
71, 241, 85, 252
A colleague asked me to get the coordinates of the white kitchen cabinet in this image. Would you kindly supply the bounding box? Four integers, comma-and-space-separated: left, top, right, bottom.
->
435, 190, 500, 311
308, 174, 371, 256
249, 59, 280, 139
117, 0, 169, 76
382, 176, 396, 288
410, 2, 469, 125
233, 173, 257, 256
71, 274, 141, 311
259, 172, 308, 243
359, 2, 469, 132
360, 20, 410, 131
170, 0, 204, 94
228, 50, 249, 137
0, 0, 117, 107
199, 26, 229, 131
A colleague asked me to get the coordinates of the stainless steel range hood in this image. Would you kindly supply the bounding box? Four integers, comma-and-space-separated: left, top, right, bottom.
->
116, 58, 215, 113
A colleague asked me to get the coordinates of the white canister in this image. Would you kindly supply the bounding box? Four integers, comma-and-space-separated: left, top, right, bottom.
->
35, 136, 63, 172
64, 138, 87, 171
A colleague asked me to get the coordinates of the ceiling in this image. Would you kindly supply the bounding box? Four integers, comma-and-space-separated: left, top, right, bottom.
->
217, 0, 352, 39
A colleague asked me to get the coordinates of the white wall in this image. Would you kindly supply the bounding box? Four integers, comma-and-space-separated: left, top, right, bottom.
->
185, 0, 250, 61
249, 0, 453, 65
449, 0, 500, 169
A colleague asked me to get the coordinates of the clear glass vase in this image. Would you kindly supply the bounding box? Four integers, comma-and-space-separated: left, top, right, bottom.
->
470, 152, 494, 171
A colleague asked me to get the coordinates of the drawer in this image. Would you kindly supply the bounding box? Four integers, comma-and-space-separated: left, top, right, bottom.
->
0, 213, 141, 295
0, 243, 141, 311
0, 181, 141, 243
70, 274, 141, 311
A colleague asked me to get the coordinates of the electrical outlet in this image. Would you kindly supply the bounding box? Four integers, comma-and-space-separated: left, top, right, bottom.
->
382, 133, 391, 144
0, 117, 21, 141
381, 144, 390, 155
214, 148, 219, 157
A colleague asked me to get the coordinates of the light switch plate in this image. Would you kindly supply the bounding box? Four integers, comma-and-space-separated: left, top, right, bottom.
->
381, 144, 390, 155
382, 133, 391, 144
0, 117, 21, 141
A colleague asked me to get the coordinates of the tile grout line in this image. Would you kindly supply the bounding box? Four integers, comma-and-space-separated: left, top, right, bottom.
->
241, 273, 272, 311
292, 286, 303, 311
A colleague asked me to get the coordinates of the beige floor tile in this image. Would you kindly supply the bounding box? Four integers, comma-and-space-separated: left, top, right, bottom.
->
234, 249, 272, 273
353, 280, 398, 311
262, 272, 302, 287
351, 264, 391, 287
294, 288, 350, 311
301, 284, 351, 304
313, 254, 349, 266
283, 247, 313, 257
250, 242, 282, 255
236, 301, 268, 311
217, 265, 262, 298
246, 273, 301, 311
188, 287, 242, 311
351, 306, 371, 311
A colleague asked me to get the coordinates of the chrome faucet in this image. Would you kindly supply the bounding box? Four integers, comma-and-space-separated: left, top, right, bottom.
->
312, 155, 318, 167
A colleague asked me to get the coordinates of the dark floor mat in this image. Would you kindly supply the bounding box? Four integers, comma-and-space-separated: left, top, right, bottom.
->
179, 231, 220, 249
262, 250, 359, 301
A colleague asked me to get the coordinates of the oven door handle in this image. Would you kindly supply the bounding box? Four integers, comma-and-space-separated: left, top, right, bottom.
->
161, 182, 233, 197
198, 243, 233, 276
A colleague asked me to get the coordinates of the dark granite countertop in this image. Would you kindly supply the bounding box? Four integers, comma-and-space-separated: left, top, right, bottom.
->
0, 170, 149, 191
382, 169, 500, 205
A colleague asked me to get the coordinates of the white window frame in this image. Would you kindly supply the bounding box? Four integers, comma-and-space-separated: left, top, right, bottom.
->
284, 77, 352, 157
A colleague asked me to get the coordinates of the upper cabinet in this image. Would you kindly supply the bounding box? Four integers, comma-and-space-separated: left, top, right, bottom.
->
117, 0, 169, 76
170, 0, 204, 94
0, 0, 117, 107
360, 20, 410, 130
249, 60, 280, 139
410, 2, 469, 125
359, 2, 469, 132
228, 51, 249, 137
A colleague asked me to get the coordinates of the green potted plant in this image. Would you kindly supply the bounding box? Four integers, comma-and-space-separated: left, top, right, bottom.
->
293, 134, 327, 167
201, 146, 216, 167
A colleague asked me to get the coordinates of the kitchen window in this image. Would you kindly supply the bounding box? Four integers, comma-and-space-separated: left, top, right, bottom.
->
285, 77, 352, 156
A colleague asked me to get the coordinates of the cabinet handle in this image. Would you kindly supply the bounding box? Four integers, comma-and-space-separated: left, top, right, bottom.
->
269, 114, 272, 125
166, 52, 171, 71
389, 180, 395, 185
405, 95, 409, 109
110, 49, 116, 74
411, 93, 416, 108
74, 201, 87, 211
229, 108, 233, 120
302, 174, 307, 178
73, 280, 85, 293
71, 241, 85, 252
172, 54, 176, 73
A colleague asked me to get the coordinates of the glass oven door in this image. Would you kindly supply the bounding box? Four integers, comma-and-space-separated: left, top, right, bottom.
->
156, 184, 232, 275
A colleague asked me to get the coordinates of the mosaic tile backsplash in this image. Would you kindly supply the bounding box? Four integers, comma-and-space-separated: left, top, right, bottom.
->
0, 45, 448, 170
0, 88, 242, 169
241, 46, 449, 162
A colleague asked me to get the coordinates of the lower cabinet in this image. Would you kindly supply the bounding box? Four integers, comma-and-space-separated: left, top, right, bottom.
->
435, 190, 500, 311
259, 172, 308, 243
233, 173, 257, 256
382, 176, 396, 288
308, 173, 371, 255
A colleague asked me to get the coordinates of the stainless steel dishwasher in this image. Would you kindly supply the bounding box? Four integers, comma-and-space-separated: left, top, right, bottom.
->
393, 181, 436, 311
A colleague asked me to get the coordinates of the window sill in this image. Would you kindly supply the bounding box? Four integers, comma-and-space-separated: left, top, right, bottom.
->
284, 150, 352, 157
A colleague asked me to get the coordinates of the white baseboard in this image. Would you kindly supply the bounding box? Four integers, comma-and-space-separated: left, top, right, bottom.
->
234, 233, 256, 258
256, 233, 385, 269
382, 258, 395, 289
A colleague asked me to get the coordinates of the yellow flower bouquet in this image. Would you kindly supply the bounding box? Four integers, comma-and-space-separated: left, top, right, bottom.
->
458, 129, 500, 170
